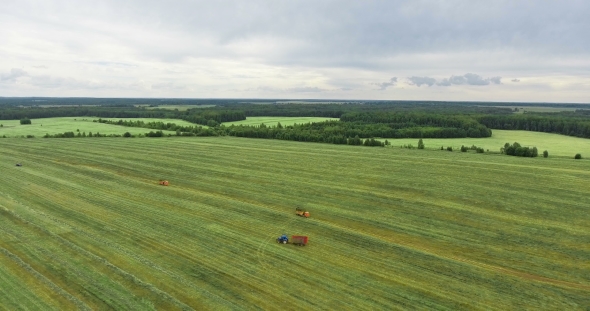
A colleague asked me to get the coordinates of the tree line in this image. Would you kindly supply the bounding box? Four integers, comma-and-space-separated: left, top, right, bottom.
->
478, 114, 590, 138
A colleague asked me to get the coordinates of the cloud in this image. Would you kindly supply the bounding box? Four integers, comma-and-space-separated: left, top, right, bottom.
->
287, 86, 326, 93
437, 73, 501, 86
463, 73, 490, 85
0, 68, 29, 83
0, 1, 589, 100
511, 78, 521, 82
372, 77, 397, 90
437, 78, 452, 87
407, 76, 436, 87
489, 76, 502, 84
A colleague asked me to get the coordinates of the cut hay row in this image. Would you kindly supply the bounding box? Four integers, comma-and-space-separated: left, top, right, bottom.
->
0, 137, 589, 310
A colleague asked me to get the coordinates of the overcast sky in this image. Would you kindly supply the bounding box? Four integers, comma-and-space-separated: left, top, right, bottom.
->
1, 1, 589, 102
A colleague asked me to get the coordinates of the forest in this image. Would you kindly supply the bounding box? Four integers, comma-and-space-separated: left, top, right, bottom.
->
1, 98, 590, 144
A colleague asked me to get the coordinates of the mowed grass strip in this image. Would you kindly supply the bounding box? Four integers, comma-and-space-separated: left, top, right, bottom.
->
222, 116, 339, 127
0, 137, 589, 310
0, 117, 184, 137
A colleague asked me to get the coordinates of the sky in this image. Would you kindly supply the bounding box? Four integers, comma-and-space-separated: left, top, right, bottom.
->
0, 0, 589, 102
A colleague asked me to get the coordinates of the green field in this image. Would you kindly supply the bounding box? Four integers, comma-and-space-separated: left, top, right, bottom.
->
0, 137, 588, 310
145, 105, 216, 111
96, 117, 200, 127
223, 116, 339, 127
390, 130, 590, 158
0, 117, 197, 137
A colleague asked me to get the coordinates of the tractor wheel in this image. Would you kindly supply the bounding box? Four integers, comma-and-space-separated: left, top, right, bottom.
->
282, 241, 287, 244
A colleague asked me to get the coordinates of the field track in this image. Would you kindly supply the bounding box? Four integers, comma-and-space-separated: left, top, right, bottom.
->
0, 137, 589, 310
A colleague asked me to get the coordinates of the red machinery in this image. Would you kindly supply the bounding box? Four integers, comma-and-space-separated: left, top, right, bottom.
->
290, 235, 308, 246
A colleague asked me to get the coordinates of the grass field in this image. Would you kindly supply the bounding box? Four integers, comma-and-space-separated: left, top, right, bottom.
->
223, 116, 339, 127
0, 117, 196, 137
145, 105, 216, 111
0, 137, 588, 310
390, 130, 590, 158
96, 117, 200, 127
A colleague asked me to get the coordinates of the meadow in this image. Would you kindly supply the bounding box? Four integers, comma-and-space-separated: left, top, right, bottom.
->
144, 105, 216, 111
389, 130, 590, 158
0, 137, 588, 310
222, 116, 339, 127
0, 117, 193, 137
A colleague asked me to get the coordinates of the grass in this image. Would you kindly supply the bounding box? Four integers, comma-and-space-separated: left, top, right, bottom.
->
95, 117, 200, 126
223, 116, 339, 127
0, 117, 196, 137
0, 137, 588, 310
145, 105, 216, 111
389, 130, 590, 157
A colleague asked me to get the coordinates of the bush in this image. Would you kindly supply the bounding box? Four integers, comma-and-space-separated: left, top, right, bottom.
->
446, 146, 453, 152
460, 145, 468, 152
574, 153, 582, 159
20, 118, 31, 125
543, 150, 548, 158
502, 142, 538, 157
476, 147, 484, 153
26, 135, 34, 138
417, 139, 425, 149
123, 132, 132, 137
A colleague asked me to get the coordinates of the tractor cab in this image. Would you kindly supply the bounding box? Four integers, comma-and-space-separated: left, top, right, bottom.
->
276, 234, 289, 244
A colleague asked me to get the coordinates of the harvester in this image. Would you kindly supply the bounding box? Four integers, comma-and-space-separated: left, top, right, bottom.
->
276, 234, 308, 246
295, 207, 310, 218
159, 180, 169, 186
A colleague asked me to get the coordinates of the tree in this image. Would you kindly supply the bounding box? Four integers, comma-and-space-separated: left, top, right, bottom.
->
123, 132, 132, 137
460, 145, 468, 152
575, 153, 582, 159
417, 139, 425, 149
543, 150, 548, 158
446, 146, 453, 151
20, 118, 31, 125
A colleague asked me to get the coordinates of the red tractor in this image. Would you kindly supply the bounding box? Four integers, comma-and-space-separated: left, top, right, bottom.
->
295, 208, 310, 218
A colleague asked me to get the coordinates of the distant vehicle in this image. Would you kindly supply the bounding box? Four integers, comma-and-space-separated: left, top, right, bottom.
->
276, 234, 288, 244
159, 180, 169, 186
290, 235, 308, 246
276, 234, 308, 246
295, 207, 310, 218
15, 163, 22, 167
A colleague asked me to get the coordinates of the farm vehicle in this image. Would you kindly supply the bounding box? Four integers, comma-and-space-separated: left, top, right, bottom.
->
295, 208, 310, 218
159, 180, 169, 186
276, 234, 308, 246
